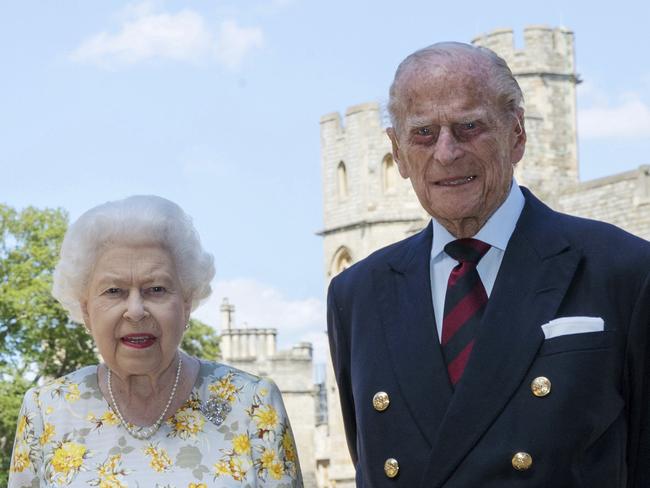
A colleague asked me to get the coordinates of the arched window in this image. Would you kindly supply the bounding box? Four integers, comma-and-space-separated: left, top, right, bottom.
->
330, 247, 353, 277
382, 154, 397, 193
337, 161, 348, 199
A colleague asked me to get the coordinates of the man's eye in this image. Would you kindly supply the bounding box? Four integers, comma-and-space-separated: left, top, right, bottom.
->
417, 127, 432, 136
461, 121, 477, 130
105, 288, 121, 295
149, 286, 166, 294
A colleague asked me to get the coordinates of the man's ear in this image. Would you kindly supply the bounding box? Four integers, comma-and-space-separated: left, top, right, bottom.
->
386, 127, 409, 179
511, 109, 527, 165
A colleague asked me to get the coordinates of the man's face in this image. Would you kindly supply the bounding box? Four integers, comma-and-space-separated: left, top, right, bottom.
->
387, 58, 525, 237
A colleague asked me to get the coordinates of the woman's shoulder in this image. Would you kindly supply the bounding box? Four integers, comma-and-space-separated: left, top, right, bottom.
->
193, 360, 281, 399
24, 365, 99, 407
195, 360, 262, 386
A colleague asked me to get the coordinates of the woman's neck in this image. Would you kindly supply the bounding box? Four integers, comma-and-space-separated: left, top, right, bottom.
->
98, 352, 200, 426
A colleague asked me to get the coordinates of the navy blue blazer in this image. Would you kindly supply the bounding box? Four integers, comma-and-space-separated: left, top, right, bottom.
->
327, 188, 650, 487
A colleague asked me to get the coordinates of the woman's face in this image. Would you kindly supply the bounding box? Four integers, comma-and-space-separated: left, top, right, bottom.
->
81, 244, 190, 379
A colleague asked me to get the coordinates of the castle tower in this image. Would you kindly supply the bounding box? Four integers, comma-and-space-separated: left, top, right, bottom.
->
473, 26, 580, 202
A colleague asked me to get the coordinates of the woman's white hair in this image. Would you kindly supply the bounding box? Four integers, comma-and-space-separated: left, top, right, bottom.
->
52, 195, 215, 323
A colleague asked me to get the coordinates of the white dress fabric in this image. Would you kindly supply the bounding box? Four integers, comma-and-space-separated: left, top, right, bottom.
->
8, 361, 302, 487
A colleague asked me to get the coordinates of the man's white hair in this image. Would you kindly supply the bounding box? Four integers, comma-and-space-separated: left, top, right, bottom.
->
388, 41, 524, 130
52, 195, 215, 323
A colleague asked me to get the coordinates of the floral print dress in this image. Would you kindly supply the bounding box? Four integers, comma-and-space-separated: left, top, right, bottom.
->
8, 361, 302, 487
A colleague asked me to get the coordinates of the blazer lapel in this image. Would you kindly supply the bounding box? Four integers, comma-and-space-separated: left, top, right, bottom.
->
420, 189, 583, 487
374, 222, 453, 446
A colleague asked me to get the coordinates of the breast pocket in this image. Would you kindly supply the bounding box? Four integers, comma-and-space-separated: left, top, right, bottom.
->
537, 329, 618, 356
529, 328, 624, 447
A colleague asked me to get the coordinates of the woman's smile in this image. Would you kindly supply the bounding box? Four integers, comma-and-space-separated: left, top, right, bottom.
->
120, 333, 157, 349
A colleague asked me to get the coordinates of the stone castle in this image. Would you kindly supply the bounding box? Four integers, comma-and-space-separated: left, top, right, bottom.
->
219, 25, 650, 488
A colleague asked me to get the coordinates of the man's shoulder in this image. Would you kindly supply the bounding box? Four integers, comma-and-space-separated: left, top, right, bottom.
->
545, 205, 646, 249
522, 188, 650, 263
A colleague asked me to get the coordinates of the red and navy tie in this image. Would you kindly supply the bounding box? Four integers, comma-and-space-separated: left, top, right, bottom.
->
442, 238, 491, 386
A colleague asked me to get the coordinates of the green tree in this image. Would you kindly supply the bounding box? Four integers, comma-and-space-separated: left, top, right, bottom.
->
181, 318, 221, 360
0, 205, 97, 379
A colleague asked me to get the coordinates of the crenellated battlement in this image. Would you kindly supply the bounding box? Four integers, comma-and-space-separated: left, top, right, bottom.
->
473, 25, 576, 77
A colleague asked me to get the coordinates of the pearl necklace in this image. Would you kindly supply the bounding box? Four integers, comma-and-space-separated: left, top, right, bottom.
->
107, 356, 182, 440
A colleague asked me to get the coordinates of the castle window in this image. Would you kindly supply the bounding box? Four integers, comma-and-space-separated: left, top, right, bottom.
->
337, 161, 348, 200
330, 246, 352, 277
382, 154, 397, 193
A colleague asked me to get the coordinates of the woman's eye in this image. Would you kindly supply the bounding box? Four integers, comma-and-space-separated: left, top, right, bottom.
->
105, 288, 121, 295
149, 286, 166, 294
417, 127, 432, 136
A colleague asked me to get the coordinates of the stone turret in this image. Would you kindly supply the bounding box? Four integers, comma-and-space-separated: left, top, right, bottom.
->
473, 26, 580, 202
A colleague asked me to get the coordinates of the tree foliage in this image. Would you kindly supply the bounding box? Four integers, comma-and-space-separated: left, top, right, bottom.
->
181, 318, 221, 361
0, 204, 97, 379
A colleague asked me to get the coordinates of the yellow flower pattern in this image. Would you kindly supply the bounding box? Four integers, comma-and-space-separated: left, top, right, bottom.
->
207, 371, 241, 404
232, 434, 251, 455
8, 363, 301, 487
254, 404, 279, 431
217, 380, 300, 484
47, 439, 90, 485
64, 383, 81, 402
10, 448, 31, 473
282, 429, 297, 463
143, 443, 173, 472
39, 423, 55, 446
88, 454, 129, 487
16, 415, 28, 437
166, 396, 205, 440
269, 461, 285, 480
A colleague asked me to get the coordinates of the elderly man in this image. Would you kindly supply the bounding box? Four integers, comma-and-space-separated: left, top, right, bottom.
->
327, 42, 650, 487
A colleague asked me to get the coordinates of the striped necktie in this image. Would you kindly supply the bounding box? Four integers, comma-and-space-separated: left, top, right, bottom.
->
442, 238, 491, 386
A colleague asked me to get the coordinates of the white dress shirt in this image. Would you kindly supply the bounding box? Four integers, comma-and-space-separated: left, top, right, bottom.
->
430, 181, 525, 339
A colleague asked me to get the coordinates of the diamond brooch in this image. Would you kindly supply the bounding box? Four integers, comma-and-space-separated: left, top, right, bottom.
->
201, 397, 232, 426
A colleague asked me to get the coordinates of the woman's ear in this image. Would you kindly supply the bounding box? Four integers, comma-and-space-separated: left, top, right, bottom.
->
80, 301, 92, 332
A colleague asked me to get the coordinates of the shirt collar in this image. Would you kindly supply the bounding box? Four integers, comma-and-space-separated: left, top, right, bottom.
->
431, 180, 525, 259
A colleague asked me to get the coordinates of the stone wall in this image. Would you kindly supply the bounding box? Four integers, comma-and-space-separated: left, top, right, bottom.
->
557, 166, 650, 239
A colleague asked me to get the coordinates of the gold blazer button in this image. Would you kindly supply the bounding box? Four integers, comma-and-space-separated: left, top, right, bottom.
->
531, 376, 551, 397
372, 391, 390, 411
512, 452, 533, 471
384, 458, 399, 478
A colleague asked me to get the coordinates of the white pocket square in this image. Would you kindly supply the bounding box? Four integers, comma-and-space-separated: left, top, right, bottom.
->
541, 316, 604, 339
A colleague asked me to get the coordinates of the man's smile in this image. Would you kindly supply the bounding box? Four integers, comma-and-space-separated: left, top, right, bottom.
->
434, 175, 477, 186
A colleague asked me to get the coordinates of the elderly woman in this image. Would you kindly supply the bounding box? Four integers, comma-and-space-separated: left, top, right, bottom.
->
8, 195, 302, 487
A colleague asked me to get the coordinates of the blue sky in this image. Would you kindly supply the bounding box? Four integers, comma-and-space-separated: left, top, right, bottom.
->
2, 1, 649, 364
